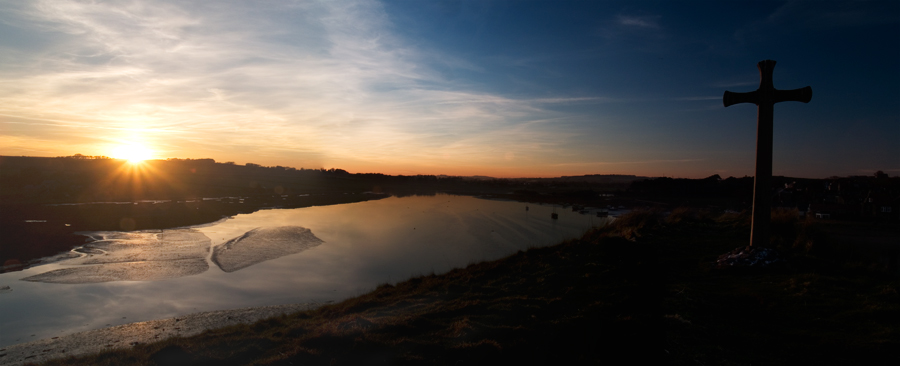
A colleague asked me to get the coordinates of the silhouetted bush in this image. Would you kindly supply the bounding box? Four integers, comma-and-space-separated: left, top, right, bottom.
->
666, 207, 716, 225
770, 207, 800, 248
792, 219, 825, 254
611, 208, 664, 240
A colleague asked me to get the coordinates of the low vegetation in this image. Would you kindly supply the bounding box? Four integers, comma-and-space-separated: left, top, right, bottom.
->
35, 209, 900, 365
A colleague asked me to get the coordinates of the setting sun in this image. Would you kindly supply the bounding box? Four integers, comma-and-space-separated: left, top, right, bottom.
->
112, 143, 154, 163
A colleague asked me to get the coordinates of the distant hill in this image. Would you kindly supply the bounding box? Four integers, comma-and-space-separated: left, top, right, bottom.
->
0, 156, 362, 204
1, 156, 640, 205
434, 174, 650, 184
515, 174, 649, 184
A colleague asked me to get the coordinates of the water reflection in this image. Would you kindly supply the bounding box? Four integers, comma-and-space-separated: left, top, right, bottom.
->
21, 225, 326, 283
0, 194, 605, 347
19, 259, 209, 284
22, 230, 211, 284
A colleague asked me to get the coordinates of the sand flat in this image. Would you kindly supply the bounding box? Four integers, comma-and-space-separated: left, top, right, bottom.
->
212, 226, 324, 273
73, 230, 210, 265
21, 229, 211, 284
20, 259, 209, 284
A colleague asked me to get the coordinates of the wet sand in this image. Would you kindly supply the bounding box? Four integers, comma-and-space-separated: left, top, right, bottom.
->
212, 226, 324, 272
21, 230, 212, 284
0, 303, 318, 366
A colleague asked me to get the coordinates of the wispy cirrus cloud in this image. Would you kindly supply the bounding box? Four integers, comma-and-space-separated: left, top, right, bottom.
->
711, 80, 758, 89
674, 96, 721, 101
0, 0, 609, 172
617, 15, 661, 29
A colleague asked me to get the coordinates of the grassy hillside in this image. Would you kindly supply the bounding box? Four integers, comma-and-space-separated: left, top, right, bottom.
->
33, 209, 899, 365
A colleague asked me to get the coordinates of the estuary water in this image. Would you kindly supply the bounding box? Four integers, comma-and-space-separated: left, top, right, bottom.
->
0, 194, 610, 347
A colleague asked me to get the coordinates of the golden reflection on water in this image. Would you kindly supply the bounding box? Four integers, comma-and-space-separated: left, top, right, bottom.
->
22, 230, 211, 283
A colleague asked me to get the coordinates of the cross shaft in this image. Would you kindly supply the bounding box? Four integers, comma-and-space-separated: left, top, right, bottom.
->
723, 60, 811, 247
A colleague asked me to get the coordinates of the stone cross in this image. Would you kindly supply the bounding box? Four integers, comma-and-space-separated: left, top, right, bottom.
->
723, 60, 811, 247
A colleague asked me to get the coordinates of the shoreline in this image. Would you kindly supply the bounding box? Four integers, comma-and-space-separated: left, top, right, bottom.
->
0, 303, 319, 366
3, 191, 627, 273
6, 210, 898, 365
0, 192, 389, 272
1, 194, 602, 355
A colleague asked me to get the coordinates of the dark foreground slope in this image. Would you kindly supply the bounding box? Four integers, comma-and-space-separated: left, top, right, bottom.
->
35, 211, 899, 366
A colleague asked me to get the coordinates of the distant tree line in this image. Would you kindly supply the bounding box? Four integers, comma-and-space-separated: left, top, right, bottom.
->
164, 157, 350, 174
58, 154, 112, 160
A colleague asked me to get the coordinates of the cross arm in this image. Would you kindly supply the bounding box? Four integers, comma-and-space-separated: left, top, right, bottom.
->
723, 90, 760, 107
774, 86, 812, 104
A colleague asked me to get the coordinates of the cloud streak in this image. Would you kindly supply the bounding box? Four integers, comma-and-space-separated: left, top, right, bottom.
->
617, 15, 661, 29
0, 0, 609, 172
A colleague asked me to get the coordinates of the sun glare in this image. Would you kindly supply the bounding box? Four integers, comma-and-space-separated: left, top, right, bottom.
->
112, 143, 154, 163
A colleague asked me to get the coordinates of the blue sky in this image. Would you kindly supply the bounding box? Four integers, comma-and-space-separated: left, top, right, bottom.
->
0, 0, 897, 178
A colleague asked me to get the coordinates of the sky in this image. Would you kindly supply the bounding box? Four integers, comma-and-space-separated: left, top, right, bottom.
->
0, 0, 897, 178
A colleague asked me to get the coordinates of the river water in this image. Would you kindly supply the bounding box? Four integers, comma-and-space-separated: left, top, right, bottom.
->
0, 194, 610, 347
